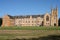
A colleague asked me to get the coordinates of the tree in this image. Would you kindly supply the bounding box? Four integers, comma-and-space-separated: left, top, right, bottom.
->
58, 18, 60, 26
0, 18, 2, 26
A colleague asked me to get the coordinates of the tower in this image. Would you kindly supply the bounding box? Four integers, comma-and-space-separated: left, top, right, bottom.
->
51, 6, 58, 26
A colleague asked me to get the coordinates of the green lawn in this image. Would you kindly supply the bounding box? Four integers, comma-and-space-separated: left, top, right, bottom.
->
0, 30, 60, 40
0, 26, 60, 40
0, 26, 60, 30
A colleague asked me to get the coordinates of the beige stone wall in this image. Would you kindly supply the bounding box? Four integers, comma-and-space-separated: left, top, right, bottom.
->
44, 13, 51, 26
51, 8, 58, 26
2, 8, 58, 27
14, 16, 43, 26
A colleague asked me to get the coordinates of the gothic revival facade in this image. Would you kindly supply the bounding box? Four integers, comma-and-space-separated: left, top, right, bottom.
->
2, 7, 58, 26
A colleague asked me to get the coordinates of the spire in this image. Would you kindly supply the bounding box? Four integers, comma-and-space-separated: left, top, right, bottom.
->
51, 5, 53, 11
56, 5, 58, 10
51, 5, 53, 15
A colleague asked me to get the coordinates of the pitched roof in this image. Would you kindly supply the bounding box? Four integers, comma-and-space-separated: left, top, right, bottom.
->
7, 15, 14, 19
32, 15, 44, 18
7, 15, 44, 19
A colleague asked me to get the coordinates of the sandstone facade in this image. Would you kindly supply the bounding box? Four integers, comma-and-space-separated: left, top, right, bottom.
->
2, 7, 58, 26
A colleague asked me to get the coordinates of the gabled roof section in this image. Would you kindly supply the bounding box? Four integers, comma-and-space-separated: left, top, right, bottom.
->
32, 15, 44, 18
13, 15, 30, 18
7, 15, 14, 19
7, 14, 44, 19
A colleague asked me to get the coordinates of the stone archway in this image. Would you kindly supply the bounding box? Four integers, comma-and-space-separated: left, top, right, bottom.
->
54, 23, 56, 26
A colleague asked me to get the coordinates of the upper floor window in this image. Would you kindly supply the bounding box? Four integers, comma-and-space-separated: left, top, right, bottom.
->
26, 21, 27, 23
28, 21, 30, 23
46, 16, 49, 21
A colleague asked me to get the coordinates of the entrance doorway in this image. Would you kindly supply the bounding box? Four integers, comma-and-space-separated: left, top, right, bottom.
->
54, 23, 56, 26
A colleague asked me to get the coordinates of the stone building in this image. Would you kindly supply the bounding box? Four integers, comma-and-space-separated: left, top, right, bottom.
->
2, 7, 58, 26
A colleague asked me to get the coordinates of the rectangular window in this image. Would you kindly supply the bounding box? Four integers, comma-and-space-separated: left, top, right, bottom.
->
28, 21, 30, 23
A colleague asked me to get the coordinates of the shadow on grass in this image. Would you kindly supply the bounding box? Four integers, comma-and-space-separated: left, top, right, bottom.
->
7, 35, 60, 40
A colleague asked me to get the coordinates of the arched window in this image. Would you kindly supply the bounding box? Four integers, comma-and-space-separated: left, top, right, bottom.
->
46, 16, 49, 21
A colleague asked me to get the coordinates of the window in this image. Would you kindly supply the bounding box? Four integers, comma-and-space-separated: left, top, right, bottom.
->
32, 21, 33, 23
46, 16, 49, 21
28, 21, 30, 23
26, 21, 27, 23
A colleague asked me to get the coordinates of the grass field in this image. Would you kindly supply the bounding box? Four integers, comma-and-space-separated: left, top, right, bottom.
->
0, 26, 60, 30
0, 26, 60, 40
